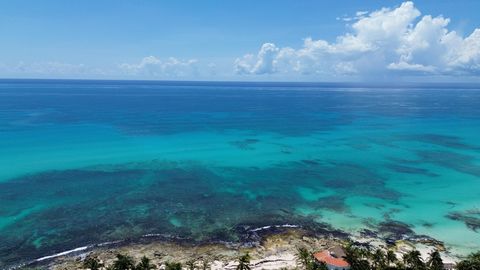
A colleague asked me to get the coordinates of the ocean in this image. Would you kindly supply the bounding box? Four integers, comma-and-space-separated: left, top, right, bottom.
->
0, 80, 479, 267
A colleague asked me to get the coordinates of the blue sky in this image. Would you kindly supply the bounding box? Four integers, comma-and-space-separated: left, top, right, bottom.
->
1, 0, 480, 81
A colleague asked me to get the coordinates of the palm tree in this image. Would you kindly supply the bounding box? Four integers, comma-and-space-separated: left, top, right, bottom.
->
296, 247, 312, 270
372, 249, 386, 270
186, 259, 196, 270
457, 251, 480, 270
83, 256, 103, 270
344, 245, 371, 270
343, 245, 360, 265
426, 250, 443, 270
403, 250, 426, 270
236, 253, 251, 270
386, 250, 397, 267
357, 260, 373, 270
135, 256, 155, 270
201, 259, 210, 270
165, 262, 182, 270
112, 254, 136, 270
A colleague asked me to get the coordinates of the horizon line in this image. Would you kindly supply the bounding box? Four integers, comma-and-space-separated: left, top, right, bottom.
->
1, 77, 480, 89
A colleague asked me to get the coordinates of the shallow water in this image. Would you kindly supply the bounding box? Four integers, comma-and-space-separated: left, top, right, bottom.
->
1, 80, 480, 267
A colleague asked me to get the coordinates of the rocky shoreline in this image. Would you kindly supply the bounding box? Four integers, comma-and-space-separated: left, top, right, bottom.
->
26, 229, 342, 270
19, 223, 459, 270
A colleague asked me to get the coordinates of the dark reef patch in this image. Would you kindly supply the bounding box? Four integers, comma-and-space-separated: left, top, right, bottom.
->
364, 202, 385, 210
385, 164, 438, 177
229, 138, 260, 150
387, 157, 419, 166
1, 159, 384, 268
0, 157, 405, 268
301, 159, 320, 166
446, 209, 480, 232
382, 208, 403, 220
373, 220, 444, 248
315, 195, 349, 213
348, 142, 371, 151
359, 228, 379, 238
321, 162, 401, 201
416, 150, 480, 177
401, 134, 480, 151
421, 221, 435, 228
445, 201, 457, 208
378, 220, 415, 240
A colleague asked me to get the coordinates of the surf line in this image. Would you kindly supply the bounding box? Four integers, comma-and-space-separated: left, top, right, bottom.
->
33, 240, 124, 263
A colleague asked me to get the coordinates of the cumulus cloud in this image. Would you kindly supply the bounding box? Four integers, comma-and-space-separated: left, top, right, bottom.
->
234, 43, 279, 74
119, 56, 198, 77
234, 1, 480, 77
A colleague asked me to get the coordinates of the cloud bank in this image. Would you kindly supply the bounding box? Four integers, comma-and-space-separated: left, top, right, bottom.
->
119, 56, 199, 78
0, 62, 95, 77
235, 1, 480, 78
0, 57, 203, 79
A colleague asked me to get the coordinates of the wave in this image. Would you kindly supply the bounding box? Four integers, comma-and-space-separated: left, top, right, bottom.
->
249, 224, 300, 232
9, 224, 303, 270
35, 245, 90, 262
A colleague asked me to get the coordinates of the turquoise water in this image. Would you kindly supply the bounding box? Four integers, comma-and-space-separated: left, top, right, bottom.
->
1, 80, 480, 267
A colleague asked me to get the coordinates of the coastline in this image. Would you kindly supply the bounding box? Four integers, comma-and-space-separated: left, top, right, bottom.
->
24, 229, 346, 270
20, 225, 459, 270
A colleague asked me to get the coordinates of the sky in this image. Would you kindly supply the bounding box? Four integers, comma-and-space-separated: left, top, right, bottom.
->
1, 0, 480, 82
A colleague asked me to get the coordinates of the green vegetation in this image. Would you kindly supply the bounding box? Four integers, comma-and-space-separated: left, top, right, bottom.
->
402, 250, 426, 270
112, 254, 136, 270
313, 261, 329, 270
295, 247, 328, 270
164, 262, 182, 270
185, 259, 196, 270
200, 259, 210, 270
236, 253, 251, 270
295, 247, 312, 269
386, 250, 398, 267
344, 245, 371, 270
371, 249, 386, 270
73, 248, 480, 270
426, 250, 443, 270
136, 256, 155, 270
339, 246, 435, 270
83, 256, 103, 270
456, 251, 480, 270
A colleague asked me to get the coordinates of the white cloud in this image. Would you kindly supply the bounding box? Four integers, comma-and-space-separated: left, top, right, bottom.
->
234, 43, 279, 74
119, 56, 198, 77
234, 1, 480, 78
0, 56, 203, 79
7, 61, 92, 76
0, 61, 121, 79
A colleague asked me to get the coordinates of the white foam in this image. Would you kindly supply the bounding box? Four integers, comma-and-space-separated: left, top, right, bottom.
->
97, 240, 123, 247
35, 245, 90, 262
250, 224, 299, 232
